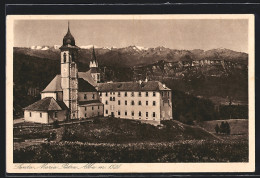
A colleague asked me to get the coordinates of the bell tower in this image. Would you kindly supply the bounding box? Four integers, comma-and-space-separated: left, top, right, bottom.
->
89, 46, 101, 83
60, 22, 80, 119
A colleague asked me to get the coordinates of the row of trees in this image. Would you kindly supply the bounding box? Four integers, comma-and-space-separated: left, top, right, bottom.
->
215, 121, 231, 135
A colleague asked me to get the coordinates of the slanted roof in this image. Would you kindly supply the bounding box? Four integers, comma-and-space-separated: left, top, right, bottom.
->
42, 72, 97, 93
78, 78, 97, 92
24, 97, 68, 111
41, 75, 62, 93
97, 81, 171, 92
78, 100, 103, 106
79, 71, 97, 87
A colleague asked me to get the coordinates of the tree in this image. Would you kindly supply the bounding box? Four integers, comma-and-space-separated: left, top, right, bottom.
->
225, 121, 231, 135
215, 124, 219, 134
219, 121, 225, 134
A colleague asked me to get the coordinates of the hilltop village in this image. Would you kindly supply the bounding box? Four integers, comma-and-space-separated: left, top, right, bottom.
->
23, 24, 173, 125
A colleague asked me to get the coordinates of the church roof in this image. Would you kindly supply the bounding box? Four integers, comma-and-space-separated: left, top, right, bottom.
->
24, 97, 68, 111
97, 81, 171, 92
79, 71, 97, 87
42, 72, 97, 93
42, 75, 62, 93
78, 78, 97, 92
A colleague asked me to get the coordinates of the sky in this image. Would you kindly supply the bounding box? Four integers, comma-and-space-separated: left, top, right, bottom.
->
14, 19, 248, 52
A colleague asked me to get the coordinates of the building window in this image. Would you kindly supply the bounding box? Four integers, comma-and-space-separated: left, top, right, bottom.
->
138, 101, 142, 106
139, 111, 142, 117
113, 92, 115, 95
98, 106, 100, 109
153, 101, 156, 106
153, 92, 156, 96
106, 92, 108, 96
153, 112, 156, 117
40, 113, 42, 118
131, 92, 134, 97
125, 111, 127, 116
105, 100, 108, 105
97, 74, 100, 81
138, 92, 142, 97
113, 97, 115, 101
110, 97, 112, 101
92, 94, 95, 99
125, 92, 127, 97
125, 100, 127, 105
118, 92, 121, 97
29, 112, 31, 117
146, 112, 148, 117
106, 110, 108, 114
146, 101, 148, 106
131, 100, 135, 105
99, 92, 102, 96
85, 107, 87, 111
168, 92, 170, 97
92, 106, 94, 110
85, 113, 87, 117
84, 94, 87, 99
118, 100, 121, 105
118, 111, 121, 115
110, 92, 112, 95
146, 92, 149, 97
131, 111, 134, 116
63, 53, 66, 63
162, 92, 164, 97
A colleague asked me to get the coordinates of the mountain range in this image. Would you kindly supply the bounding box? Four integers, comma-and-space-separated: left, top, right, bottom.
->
15, 45, 248, 67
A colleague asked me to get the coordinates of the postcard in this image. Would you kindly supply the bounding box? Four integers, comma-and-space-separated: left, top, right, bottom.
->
6, 14, 255, 173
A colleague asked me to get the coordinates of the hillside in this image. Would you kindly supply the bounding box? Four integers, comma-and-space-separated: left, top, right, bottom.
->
61, 118, 219, 143
13, 117, 248, 163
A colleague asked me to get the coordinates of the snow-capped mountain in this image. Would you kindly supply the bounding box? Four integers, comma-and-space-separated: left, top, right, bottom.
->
80, 45, 100, 49
133, 45, 148, 51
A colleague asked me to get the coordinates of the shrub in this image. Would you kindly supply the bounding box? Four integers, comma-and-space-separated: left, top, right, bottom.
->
53, 120, 59, 129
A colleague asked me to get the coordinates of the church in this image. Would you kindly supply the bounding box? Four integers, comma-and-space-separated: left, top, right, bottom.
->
23, 23, 173, 124
24, 24, 103, 123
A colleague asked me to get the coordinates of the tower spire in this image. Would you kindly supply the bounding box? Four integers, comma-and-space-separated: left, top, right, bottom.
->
67, 21, 70, 33
91, 46, 97, 62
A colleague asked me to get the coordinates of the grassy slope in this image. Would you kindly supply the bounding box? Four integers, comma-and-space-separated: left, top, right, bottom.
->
13, 118, 248, 163
61, 118, 218, 143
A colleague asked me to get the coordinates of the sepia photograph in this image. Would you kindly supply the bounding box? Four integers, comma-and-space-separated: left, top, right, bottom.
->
6, 15, 255, 173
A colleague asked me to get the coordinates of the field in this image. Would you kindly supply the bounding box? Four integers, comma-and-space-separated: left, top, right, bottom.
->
198, 119, 248, 141
13, 117, 248, 163
14, 140, 248, 163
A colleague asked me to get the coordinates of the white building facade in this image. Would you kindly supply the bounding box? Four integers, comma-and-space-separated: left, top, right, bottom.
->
98, 81, 173, 123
